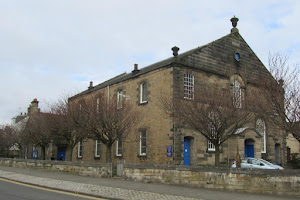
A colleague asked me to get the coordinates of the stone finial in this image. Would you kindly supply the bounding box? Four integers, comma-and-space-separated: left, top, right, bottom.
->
172, 46, 180, 57
230, 16, 239, 33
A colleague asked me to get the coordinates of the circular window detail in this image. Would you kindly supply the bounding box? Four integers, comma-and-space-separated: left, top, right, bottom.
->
235, 53, 240, 61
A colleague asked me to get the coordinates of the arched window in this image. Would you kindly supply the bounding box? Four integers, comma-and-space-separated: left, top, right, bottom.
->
256, 118, 266, 153
233, 80, 242, 108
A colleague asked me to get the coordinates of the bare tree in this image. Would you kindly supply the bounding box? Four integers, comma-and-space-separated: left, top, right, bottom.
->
77, 93, 141, 163
161, 85, 255, 166
47, 94, 86, 161
0, 124, 24, 158
0, 125, 15, 157
257, 52, 300, 141
24, 113, 53, 160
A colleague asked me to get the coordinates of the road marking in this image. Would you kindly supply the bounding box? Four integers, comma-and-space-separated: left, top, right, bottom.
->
0, 177, 107, 200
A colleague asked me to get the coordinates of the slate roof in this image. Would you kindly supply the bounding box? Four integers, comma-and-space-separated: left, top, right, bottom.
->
70, 31, 271, 100
70, 33, 230, 100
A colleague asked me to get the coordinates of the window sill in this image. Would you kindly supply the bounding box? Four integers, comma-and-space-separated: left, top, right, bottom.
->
206, 150, 222, 153
183, 97, 194, 100
77, 156, 82, 159
207, 150, 215, 153
138, 154, 147, 158
139, 101, 148, 106
115, 155, 122, 158
94, 156, 100, 159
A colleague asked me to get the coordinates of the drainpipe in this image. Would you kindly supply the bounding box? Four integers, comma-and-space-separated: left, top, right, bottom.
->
227, 138, 229, 166
173, 120, 176, 165
107, 85, 110, 105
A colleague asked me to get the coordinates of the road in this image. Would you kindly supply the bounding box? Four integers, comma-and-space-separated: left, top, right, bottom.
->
0, 179, 106, 200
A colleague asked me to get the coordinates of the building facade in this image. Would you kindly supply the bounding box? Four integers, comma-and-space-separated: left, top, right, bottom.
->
70, 17, 286, 166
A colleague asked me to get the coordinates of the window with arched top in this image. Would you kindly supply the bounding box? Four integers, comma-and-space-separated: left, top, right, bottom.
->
233, 80, 242, 108
256, 118, 266, 153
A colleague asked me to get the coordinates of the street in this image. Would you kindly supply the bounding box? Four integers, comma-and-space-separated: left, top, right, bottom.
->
0, 179, 106, 200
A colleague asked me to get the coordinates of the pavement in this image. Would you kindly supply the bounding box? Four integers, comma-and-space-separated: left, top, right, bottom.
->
0, 166, 298, 200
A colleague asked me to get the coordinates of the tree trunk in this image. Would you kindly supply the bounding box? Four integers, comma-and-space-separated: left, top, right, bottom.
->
106, 143, 112, 163
6, 147, 9, 158
215, 145, 220, 166
41, 146, 46, 160
19, 146, 22, 158
65, 145, 73, 161
69, 147, 73, 161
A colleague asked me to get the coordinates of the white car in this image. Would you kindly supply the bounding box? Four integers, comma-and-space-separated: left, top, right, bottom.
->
231, 157, 284, 170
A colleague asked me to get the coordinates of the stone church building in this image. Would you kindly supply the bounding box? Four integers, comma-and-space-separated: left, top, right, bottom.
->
70, 17, 286, 166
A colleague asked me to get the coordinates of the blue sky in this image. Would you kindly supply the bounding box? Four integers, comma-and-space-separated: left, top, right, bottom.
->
0, 0, 299, 124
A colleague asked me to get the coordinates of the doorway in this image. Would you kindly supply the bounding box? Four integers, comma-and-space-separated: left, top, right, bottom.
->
244, 139, 255, 158
184, 137, 190, 166
57, 148, 66, 161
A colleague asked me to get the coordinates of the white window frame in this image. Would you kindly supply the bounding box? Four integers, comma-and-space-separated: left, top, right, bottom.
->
184, 73, 194, 99
208, 125, 216, 151
139, 129, 147, 156
95, 140, 101, 157
78, 141, 83, 158
233, 80, 242, 108
117, 90, 123, 109
256, 118, 266, 153
96, 97, 99, 113
140, 82, 147, 104
116, 138, 122, 156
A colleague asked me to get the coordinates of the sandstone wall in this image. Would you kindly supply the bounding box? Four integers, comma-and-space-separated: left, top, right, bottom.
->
123, 163, 300, 197
0, 158, 111, 178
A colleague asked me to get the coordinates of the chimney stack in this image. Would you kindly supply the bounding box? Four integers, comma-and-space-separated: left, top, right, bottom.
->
88, 81, 93, 90
28, 98, 40, 115
132, 63, 139, 75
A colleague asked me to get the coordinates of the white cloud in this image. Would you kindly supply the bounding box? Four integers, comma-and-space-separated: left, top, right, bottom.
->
0, 0, 299, 124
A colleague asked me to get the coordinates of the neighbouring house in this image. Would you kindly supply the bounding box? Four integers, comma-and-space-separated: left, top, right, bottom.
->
286, 129, 300, 162
13, 99, 69, 161
69, 17, 287, 166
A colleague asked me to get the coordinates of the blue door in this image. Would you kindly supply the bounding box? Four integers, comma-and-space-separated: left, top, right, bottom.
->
57, 149, 65, 161
184, 137, 190, 166
245, 144, 254, 158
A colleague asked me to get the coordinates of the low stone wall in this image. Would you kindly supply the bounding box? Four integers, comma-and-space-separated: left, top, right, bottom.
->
0, 158, 112, 178
123, 164, 300, 197
1, 158, 299, 197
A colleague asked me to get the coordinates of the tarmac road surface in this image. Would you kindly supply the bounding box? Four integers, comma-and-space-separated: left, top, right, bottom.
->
0, 178, 106, 200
